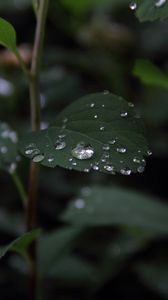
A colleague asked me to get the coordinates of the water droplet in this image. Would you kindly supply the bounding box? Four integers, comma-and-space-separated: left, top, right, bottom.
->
137, 165, 145, 173
103, 90, 110, 95
120, 111, 128, 118
116, 147, 127, 153
100, 126, 105, 131
48, 155, 54, 163
90, 103, 95, 108
55, 140, 66, 150
94, 115, 98, 119
32, 154, 45, 163
120, 168, 131, 175
133, 157, 141, 163
102, 144, 110, 151
129, 2, 137, 10
84, 168, 90, 172
128, 102, 134, 107
109, 139, 116, 145
74, 198, 85, 209
0, 146, 8, 154
155, 0, 166, 7
92, 164, 99, 171
104, 165, 114, 172
71, 143, 94, 160
58, 134, 66, 139
147, 149, 152, 156
25, 149, 36, 155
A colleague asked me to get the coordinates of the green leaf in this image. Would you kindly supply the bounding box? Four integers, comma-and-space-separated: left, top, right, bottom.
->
62, 185, 168, 233
0, 229, 40, 260
0, 122, 19, 173
136, 263, 168, 297
19, 92, 149, 175
133, 59, 168, 89
0, 17, 17, 53
38, 227, 82, 278
135, 0, 168, 22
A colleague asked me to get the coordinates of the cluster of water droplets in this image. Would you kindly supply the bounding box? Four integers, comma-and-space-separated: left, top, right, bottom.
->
129, 0, 167, 11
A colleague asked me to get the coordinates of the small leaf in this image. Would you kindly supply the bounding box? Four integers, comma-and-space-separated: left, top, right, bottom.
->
136, 263, 168, 297
133, 59, 168, 89
0, 229, 40, 260
62, 186, 168, 233
0, 17, 17, 53
135, 0, 168, 22
19, 92, 149, 175
38, 227, 82, 278
0, 122, 19, 173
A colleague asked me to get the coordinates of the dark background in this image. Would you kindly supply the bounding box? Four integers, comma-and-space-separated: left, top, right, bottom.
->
0, 0, 168, 299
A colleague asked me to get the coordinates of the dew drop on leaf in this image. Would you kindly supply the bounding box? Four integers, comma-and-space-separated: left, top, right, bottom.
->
120, 168, 132, 175
109, 139, 116, 145
102, 144, 110, 151
129, 2, 137, 10
71, 143, 94, 160
137, 165, 145, 173
55, 140, 66, 150
116, 147, 127, 153
32, 154, 45, 163
128, 102, 134, 107
92, 164, 99, 171
147, 149, 152, 156
133, 157, 141, 163
47, 155, 54, 163
120, 112, 128, 118
104, 165, 114, 172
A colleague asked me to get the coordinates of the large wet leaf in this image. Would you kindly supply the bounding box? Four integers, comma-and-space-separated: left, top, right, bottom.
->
19, 92, 149, 176
0, 229, 40, 260
62, 186, 168, 233
135, 0, 168, 22
0, 17, 17, 53
0, 122, 19, 173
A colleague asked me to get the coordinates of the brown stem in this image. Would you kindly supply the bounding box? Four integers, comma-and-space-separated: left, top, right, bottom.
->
25, 1, 49, 300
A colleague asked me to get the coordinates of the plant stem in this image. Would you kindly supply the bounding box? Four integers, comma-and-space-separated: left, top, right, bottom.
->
15, 50, 30, 80
25, 1, 49, 300
11, 171, 27, 205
